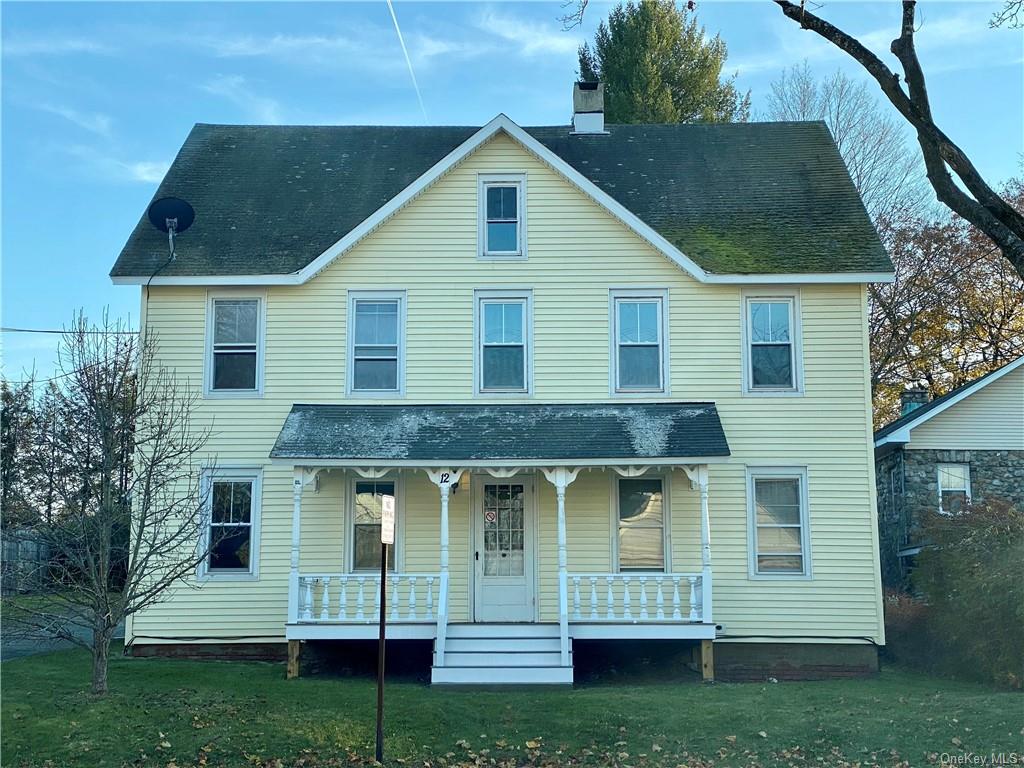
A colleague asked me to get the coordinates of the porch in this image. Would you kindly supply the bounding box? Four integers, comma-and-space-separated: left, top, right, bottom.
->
271, 403, 728, 684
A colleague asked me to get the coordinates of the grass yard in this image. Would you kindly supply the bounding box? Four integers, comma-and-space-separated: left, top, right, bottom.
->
2, 647, 1021, 768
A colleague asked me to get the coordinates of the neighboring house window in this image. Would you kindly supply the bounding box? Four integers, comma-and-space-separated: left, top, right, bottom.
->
748, 468, 810, 577
353, 480, 396, 571
476, 291, 531, 394
479, 174, 526, 258
207, 297, 263, 395
348, 292, 405, 395
617, 478, 666, 571
744, 296, 800, 392
204, 470, 261, 578
889, 465, 902, 515
611, 291, 667, 393
937, 463, 971, 514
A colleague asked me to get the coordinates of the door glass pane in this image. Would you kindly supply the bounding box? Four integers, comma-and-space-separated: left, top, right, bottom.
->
618, 345, 660, 389
482, 484, 524, 577
751, 344, 792, 388
213, 352, 257, 390
482, 346, 525, 390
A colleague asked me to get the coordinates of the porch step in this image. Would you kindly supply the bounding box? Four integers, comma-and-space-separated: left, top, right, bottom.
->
432, 624, 573, 685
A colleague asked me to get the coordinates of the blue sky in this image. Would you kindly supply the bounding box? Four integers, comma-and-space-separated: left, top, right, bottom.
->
2, 1, 1022, 380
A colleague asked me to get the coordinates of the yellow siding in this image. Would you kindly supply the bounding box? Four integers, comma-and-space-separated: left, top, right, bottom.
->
906, 367, 1024, 451
131, 132, 883, 645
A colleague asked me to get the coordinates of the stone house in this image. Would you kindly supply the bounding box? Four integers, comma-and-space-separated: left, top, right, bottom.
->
874, 356, 1024, 588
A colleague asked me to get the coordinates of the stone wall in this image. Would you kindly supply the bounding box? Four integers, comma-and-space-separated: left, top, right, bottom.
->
876, 447, 1024, 588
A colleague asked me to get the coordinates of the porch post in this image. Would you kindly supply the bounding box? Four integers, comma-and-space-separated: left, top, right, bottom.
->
541, 467, 580, 667
289, 469, 304, 625
426, 468, 463, 668
698, 465, 713, 624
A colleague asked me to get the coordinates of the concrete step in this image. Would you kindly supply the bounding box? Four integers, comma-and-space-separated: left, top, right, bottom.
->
439, 651, 567, 667
445, 623, 560, 639
445, 637, 561, 653
431, 665, 574, 685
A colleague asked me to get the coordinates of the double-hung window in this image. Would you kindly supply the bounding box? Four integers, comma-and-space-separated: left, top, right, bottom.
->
937, 463, 971, 514
748, 468, 810, 577
612, 291, 666, 393
204, 470, 261, 578
352, 480, 396, 571
477, 292, 530, 394
348, 292, 404, 395
744, 296, 800, 392
208, 297, 262, 395
616, 478, 666, 571
479, 175, 526, 258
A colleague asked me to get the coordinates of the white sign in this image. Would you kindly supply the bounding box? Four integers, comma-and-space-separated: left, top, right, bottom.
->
381, 495, 396, 545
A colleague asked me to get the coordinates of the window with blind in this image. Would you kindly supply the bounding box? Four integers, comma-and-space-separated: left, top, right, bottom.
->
348, 292, 404, 395
617, 478, 666, 571
208, 297, 262, 394
749, 469, 810, 577
477, 293, 530, 393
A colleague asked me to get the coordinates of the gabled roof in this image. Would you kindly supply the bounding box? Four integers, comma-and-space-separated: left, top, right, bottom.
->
269, 402, 730, 466
111, 115, 892, 285
874, 356, 1024, 446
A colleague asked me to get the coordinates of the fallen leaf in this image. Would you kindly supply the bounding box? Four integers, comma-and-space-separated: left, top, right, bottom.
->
525, 739, 541, 749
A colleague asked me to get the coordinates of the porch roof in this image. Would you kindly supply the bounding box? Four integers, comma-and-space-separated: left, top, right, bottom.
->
270, 403, 730, 466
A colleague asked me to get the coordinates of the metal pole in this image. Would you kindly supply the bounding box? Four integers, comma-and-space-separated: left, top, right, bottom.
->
375, 542, 387, 763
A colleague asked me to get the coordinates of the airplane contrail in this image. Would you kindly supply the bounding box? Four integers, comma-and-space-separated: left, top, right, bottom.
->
385, 0, 428, 122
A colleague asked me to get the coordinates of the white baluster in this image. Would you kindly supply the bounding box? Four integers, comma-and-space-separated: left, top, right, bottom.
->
639, 577, 648, 620
425, 576, 435, 620
374, 576, 382, 620
655, 577, 665, 620
320, 576, 331, 621
688, 576, 699, 622
408, 576, 418, 621
356, 576, 366, 620
302, 577, 313, 620
589, 577, 598, 620
572, 577, 581, 620
390, 576, 400, 620
672, 576, 682, 620
606, 576, 615, 620
338, 578, 348, 620
623, 577, 632, 620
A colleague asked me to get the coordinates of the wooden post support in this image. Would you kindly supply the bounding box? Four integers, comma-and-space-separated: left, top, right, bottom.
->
287, 639, 301, 679
700, 639, 714, 682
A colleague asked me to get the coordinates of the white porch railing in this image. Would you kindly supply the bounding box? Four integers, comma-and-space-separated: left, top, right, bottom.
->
568, 573, 706, 622
296, 573, 440, 623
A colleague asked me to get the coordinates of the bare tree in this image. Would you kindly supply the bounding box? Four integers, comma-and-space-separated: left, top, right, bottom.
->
765, 62, 930, 233
3, 313, 212, 694
773, 0, 1024, 278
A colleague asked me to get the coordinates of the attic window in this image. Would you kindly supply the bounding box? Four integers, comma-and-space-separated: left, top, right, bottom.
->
479, 174, 527, 259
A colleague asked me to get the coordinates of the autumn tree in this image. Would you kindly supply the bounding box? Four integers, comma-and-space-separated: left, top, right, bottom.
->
1, 376, 36, 527
577, 0, 750, 124
3, 314, 214, 694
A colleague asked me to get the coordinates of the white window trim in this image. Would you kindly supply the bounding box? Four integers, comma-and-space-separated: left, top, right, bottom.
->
478, 173, 528, 260
608, 288, 670, 396
198, 467, 263, 581
204, 291, 266, 399
609, 473, 672, 574
746, 466, 812, 579
474, 289, 534, 396
937, 463, 972, 515
346, 290, 407, 397
740, 289, 804, 396
345, 474, 404, 572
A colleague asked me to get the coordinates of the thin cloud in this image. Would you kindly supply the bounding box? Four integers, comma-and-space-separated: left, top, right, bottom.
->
475, 9, 581, 57
201, 74, 283, 124
36, 104, 113, 138
63, 145, 169, 184
3, 36, 113, 57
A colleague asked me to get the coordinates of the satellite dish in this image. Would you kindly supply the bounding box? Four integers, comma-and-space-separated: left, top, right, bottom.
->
147, 197, 195, 234
146, 197, 194, 263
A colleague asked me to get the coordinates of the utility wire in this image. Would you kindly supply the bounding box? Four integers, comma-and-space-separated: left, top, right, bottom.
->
2, 327, 138, 335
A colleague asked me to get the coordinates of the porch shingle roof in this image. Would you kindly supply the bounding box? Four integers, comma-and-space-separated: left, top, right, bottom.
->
270, 403, 730, 463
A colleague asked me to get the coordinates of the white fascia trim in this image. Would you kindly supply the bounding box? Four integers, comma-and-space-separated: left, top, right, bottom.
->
110, 113, 896, 288
874, 356, 1024, 448
270, 456, 729, 469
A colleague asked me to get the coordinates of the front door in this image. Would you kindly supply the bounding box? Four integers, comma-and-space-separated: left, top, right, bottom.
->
474, 480, 534, 622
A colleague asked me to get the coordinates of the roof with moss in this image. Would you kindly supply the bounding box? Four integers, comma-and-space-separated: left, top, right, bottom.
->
110, 121, 891, 278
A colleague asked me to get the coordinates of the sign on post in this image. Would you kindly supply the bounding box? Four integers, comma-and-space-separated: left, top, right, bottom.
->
381, 494, 395, 545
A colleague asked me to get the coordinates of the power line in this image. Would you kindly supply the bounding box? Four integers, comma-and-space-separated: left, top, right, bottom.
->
2, 327, 138, 335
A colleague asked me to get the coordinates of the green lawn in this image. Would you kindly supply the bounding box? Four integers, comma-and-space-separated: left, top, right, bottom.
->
2, 647, 1021, 768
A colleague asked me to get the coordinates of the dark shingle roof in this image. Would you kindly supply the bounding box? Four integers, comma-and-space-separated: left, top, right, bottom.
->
111, 121, 890, 279
270, 403, 730, 462
874, 356, 1024, 442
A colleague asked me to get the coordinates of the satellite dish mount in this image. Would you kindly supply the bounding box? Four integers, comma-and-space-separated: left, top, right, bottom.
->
147, 197, 195, 262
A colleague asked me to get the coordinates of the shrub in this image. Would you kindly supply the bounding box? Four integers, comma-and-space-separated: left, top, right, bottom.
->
907, 497, 1024, 688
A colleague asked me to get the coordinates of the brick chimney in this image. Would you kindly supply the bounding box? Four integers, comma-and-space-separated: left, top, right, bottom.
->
572, 81, 606, 134
900, 387, 929, 416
